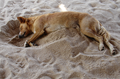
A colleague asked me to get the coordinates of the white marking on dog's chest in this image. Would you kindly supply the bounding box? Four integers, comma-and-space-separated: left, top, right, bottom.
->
34, 29, 36, 33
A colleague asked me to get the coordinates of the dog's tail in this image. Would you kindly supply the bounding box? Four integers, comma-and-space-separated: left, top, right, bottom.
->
98, 22, 111, 41
98, 23, 106, 36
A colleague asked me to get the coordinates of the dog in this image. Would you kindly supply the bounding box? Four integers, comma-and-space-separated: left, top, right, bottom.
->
17, 11, 117, 55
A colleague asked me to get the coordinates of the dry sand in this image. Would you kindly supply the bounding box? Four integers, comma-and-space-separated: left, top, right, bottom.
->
0, 0, 120, 79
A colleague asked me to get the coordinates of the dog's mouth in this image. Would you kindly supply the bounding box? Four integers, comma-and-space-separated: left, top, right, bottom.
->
19, 32, 26, 38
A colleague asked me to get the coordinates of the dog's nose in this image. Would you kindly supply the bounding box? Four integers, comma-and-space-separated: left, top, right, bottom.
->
19, 35, 24, 38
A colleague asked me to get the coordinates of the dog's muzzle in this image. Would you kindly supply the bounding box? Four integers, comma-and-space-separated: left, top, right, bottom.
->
19, 32, 26, 38
19, 35, 24, 38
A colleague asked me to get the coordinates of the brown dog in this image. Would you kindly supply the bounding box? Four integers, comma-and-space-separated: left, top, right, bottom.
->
17, 11, 117, 55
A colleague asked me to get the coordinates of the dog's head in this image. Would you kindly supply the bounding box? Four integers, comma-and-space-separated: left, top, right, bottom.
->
17, 17, 31, 38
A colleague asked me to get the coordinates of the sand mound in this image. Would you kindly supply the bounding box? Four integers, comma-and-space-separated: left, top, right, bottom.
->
0, 0, 120, 79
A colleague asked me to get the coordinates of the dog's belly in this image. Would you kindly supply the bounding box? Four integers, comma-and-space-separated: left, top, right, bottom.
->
44, 24, 65, 33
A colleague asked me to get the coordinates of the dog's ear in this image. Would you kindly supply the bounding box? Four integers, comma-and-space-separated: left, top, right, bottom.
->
26, 19, 30, 23
26, 19, 31, 26
17, 17, 26, 23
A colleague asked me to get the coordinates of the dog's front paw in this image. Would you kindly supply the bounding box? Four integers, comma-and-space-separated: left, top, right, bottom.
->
24, 40, 38, 47
32, 43, 38, 46
24, 40, 30, 47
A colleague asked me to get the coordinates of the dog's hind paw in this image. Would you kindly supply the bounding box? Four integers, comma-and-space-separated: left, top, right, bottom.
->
112, 50, 118, 55
101, 46, 104, 51
99, 45, 104, 51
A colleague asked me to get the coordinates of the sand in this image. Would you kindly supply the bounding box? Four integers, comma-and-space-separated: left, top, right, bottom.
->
0, 0, 120, 79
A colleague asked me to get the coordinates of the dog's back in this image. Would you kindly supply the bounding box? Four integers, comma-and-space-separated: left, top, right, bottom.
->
43, 12, 88, 33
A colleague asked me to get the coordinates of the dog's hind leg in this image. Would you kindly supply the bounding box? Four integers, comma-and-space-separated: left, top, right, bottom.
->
82, 30, 104, 51
103, 33, 117, 55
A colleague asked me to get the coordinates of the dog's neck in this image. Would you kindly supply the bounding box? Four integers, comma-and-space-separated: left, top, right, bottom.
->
27, 16, 38, 33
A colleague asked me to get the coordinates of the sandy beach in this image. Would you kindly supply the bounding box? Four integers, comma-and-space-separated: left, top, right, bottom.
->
0, 0, 120, 79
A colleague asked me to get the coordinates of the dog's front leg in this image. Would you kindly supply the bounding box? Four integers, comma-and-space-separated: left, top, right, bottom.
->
24, 30, 44, 47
